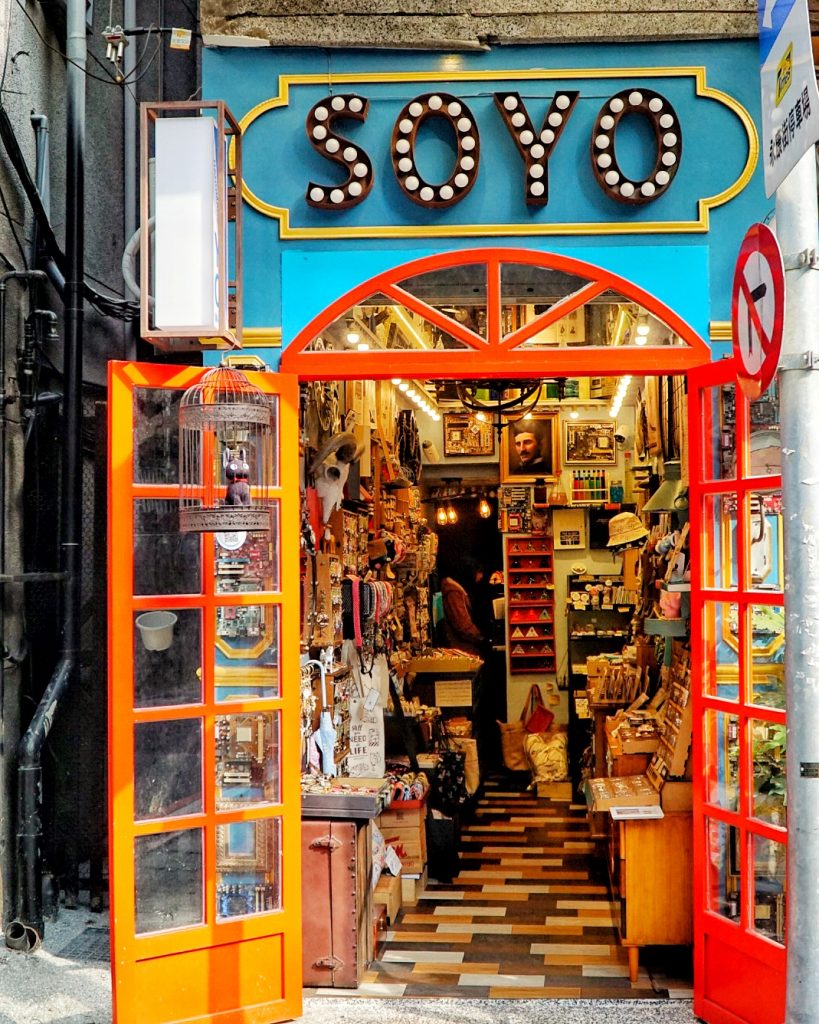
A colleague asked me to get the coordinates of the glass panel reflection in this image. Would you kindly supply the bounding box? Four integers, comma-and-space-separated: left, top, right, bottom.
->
134, 500, 201, 596
134, 388, 181, 484
748, 492, 783, 593
215, 604, 280, 702
753, 835, 786, 945
748, 379, 780, 479
751, 719, 787, 826
707, 818, 741, 923
752, 603, 786, 710
216, 712, 280, 808
703, 495, 736, 590
702, 603, 741, 700
135, 719, 203, 820
705, 710, 739, 811
304, 296, 469, 352
702, 383, 735, 481
398, 264, 487, 338
134, 609, 201, 708
135, 828, 203, 934
216, 817, 281, 918
214, 520, 279, 594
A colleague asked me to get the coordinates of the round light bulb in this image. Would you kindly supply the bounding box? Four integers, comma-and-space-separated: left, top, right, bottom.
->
391, 378, 402, 385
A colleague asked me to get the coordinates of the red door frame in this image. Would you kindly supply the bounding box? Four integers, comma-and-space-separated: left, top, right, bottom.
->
689, 359, 786, 1024
282, 247, 787, 1024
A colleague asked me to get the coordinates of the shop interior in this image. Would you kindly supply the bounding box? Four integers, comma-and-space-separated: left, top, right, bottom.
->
208, 267, 785, 999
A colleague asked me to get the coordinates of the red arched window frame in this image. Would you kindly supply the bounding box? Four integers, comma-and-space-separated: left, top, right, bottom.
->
281, 247, 712, 380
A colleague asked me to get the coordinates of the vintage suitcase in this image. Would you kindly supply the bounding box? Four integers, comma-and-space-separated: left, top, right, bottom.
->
301, 819, 373, 988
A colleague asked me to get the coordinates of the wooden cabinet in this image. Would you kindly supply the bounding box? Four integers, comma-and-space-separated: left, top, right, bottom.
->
301, 818, 373, 988
609, 811, 693, 981
505, 534, 555, 675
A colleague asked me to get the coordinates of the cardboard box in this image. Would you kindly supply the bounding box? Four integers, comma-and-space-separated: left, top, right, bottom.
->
537, 781, 572, 800
587, 774, 660, 810
379, 798, 427, 828
401, 866, 428, 906
661, 780, 693, 812
373, 873, 402, 923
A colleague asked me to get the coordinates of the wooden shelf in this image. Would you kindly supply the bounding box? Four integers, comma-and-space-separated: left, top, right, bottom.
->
506, 532, 555, 676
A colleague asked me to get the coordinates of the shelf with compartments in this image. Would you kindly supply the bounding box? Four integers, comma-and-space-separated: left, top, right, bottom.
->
505, 533, 555, 675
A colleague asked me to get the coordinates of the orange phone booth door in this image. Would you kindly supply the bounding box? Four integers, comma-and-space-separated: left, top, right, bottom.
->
689, 360, 786, 1024
108, 362, 302, 1024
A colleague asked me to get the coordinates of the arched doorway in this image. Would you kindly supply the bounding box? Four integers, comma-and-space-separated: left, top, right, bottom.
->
281, 247, 711, 379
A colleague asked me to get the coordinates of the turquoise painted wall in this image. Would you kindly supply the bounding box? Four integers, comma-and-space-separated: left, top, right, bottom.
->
202, 39, 770, 367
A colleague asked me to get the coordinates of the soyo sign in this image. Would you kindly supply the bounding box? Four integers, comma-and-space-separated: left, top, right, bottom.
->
758, 0, 819, 195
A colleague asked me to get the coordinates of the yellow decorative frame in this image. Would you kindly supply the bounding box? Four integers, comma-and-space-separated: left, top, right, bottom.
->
238, 66, 758, 240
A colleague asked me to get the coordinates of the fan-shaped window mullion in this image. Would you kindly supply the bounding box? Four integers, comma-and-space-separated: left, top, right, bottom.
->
500, 279, 607, 350
381, 283, 487, 351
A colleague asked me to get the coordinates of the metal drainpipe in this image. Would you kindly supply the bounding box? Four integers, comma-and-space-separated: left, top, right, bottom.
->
15, 0, 84, 939
777, 148, 819, 1024
0, 270, 47, 932
29, 115, 50, 268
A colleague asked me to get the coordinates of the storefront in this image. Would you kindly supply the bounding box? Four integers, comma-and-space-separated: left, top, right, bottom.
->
107, 38, 785, 1024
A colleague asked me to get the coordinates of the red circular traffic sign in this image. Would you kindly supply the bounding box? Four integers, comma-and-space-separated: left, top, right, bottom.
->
731, 223, 785, 399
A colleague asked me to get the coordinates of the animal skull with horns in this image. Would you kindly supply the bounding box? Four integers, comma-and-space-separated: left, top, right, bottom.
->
310, 431, 365, 524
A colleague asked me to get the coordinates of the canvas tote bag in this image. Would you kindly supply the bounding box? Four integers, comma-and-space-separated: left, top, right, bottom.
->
498, 684, 552, 771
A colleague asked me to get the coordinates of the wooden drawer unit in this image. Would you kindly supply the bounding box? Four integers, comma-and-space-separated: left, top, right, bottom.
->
609, 811, 692, 981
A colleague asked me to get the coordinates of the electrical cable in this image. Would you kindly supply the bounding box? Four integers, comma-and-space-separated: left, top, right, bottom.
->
0, 179, 28, 269
13, 0, 160, 90
0, 104, 139, 320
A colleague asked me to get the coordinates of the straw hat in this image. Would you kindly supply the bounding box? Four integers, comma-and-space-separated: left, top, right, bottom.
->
607, 511, 649, 548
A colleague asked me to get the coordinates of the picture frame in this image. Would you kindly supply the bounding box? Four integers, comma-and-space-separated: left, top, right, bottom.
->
500, 412, 559, 482
564, 421, 617, 465
553, 507, 587, 549
216, 817, 273, 872
443, 413, 495, 457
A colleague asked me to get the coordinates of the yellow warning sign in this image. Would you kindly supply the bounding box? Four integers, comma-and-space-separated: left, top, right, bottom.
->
776, 43, 793, 107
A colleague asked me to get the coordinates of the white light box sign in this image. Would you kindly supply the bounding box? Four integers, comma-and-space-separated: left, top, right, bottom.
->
154, 117, 221, 332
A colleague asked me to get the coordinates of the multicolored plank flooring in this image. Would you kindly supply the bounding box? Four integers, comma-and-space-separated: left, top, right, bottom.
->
306, 776, 693, 999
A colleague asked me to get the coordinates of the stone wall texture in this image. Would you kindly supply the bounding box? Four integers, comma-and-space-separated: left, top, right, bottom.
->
201, 0, 760, 49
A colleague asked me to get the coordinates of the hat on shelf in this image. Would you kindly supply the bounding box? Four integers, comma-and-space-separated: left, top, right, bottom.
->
642, 460, 687, 513
607, 511, 649, 548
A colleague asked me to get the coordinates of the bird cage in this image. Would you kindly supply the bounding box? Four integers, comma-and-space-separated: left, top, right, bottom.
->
179, 365, 274, 533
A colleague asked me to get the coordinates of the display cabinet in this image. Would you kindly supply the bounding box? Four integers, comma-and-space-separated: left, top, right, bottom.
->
505, 533, 555, 675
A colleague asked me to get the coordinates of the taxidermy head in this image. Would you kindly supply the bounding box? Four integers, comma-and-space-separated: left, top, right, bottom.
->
310, 431, 365, 523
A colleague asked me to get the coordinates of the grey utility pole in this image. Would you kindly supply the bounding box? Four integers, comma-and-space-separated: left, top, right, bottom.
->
778, 145, 819, 1024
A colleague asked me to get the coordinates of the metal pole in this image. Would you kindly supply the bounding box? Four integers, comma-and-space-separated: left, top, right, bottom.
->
777, 145, 819, 1024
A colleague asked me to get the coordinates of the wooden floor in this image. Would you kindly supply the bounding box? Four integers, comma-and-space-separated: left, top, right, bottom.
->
308, 777, 693, 999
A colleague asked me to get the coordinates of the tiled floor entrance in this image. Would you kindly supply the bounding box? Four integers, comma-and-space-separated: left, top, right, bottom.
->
306, 777, 693, 999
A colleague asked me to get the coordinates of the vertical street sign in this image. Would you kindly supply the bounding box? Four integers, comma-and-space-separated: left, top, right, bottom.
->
758, 0, 819, 196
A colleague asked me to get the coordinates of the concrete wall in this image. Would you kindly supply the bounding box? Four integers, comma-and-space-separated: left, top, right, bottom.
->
201, 0, 758, 49
1, 0, 198, 920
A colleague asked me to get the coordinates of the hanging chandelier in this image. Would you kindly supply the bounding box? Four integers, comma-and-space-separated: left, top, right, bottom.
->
455, 379, 574, 438
455, 380, 546, 439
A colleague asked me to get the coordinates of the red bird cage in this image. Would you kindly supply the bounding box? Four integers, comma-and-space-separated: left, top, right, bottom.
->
179, 365, 275, 533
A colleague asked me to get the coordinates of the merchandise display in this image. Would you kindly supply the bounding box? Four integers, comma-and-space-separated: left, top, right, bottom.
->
290, 367, 712, 994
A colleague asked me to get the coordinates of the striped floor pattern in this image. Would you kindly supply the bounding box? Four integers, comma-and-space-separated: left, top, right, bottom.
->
308, 776, 693, 999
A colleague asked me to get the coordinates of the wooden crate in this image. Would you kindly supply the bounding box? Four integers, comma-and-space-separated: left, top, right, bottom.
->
400, 866, 428, 906
373, 873, 402, 923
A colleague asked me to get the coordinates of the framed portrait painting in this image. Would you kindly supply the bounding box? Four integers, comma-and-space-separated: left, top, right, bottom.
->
500, 413, 559, 483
